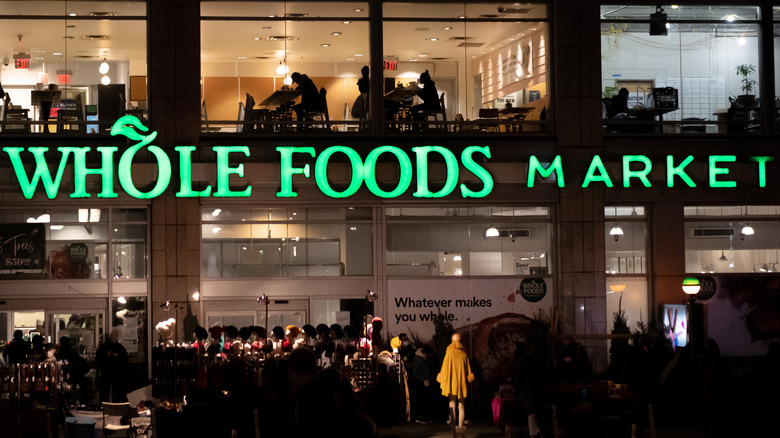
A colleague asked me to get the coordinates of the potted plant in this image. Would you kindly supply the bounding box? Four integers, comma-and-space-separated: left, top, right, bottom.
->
734, 64, 757, 107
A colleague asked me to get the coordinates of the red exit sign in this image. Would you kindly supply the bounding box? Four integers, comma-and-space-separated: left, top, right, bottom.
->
15, 58, 29, 69
383, 60, 397, 71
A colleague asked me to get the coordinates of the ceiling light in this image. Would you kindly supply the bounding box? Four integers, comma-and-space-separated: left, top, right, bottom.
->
453, 255, 462, 261
418, 54, 427, 57
284, 76, 293, 86
212, 208, 222, 217
609, 284, 626, 293
99, 57, 109, 74
741, 225, 755, 236
354, 53, 363, 56
53, 52, 63, 56
117, 296, 127, 304
671, 5, 679, 9
101, 75, 111, 85
354, 8, 363, 12
69, 13, 77, 16
253, 37, 261, 40
346, 58, 355, 61
737, 37, 746, 46
211, 226, 222, 234
50, 225, 64, 230
237, 56, 247, 59
430, 37, 439, 41
276, 61, 289, 75
192, 292, 200, 301
610, 226, 624, 241
726, 14, 735, 22
321, 43, 331, 47
332, 32, 342, 36
343, 21, 351, 24
485, 227, 500, 238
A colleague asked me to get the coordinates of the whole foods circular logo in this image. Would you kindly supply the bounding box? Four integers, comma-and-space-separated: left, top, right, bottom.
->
518, 278, 547, 303
696, 276, 716, 301
67, 243, 88, 261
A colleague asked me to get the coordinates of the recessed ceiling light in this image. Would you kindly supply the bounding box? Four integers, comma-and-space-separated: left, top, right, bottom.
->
410, 58, 418, 62
69, 13, 77, 16
354, 8, 363, 12
261, 26, 272, 29
343, 21, 351, 24
355, 53, 363, 56
35, 57, 44, 60
443, 26, 453, 30
430, 37, 439, 41
332, 32, 342, 36
531, 28, 537, 30
458, 16, 465, 19
36, 50, 46, 53
268, 15, 276, 18
418, 54, 427, 57
321, 43, 330, 47
237, 56, 247, 59
347, 58, 355, 61
53, 52, 63, 56
253, 37, 261, 40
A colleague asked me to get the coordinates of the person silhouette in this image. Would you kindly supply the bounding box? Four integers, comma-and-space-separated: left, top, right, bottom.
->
411, 70, 441, 129
290, 72, 321, 130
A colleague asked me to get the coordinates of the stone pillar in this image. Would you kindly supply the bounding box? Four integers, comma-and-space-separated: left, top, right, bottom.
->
148, 0, 202, 342
553, 0, 608, 372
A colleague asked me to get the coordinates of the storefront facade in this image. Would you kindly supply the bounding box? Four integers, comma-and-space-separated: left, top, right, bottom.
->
2, 1, 780, 390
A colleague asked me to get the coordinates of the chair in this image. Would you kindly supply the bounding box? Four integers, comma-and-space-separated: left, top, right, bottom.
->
102, 401, 133, 437
57, 93, 85, 133
421, 92, 447, 131
1, 92, 31, 133
304, 87, 329, 131
477, 108, 501, 132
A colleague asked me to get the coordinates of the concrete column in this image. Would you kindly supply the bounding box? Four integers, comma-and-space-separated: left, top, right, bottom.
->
148, 0, 202, 342
553, 0, 608, 372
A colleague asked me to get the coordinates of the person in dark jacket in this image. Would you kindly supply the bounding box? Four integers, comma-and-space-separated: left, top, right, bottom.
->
96, 329, 129, 402
3, 330, 29, 364
512, 342, 545, 438
291, 72, 322, 128
410, 345, 436, 423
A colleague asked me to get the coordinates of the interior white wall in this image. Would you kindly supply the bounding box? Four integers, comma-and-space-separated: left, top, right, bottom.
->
602, 32, 760, 100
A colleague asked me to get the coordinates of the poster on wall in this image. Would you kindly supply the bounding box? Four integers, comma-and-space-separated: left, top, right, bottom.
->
0, 224, 45, 270
388, 277, 553, 382
501, 37, 532, 83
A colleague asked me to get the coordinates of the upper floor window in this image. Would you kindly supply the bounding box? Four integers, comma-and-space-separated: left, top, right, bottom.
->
601, 5, 761, 135
685, 205, 780, 273
0, 1, 148, 135
0, 207, 148, 280
385, 206, 552, 276
201, 207, 373, 277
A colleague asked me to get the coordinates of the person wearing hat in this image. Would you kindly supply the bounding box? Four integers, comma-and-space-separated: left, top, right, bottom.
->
437, 333, 474, 436
285, 325, 300, 352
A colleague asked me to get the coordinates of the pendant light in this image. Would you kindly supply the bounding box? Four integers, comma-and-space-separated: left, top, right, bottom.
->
99, 55, 109, 75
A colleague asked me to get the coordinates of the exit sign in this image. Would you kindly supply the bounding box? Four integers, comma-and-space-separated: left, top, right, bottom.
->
383, 60, 397, 71
15, 58, 29, 69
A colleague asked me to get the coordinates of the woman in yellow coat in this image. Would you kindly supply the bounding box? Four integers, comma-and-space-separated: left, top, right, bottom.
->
437, 333, 474, 435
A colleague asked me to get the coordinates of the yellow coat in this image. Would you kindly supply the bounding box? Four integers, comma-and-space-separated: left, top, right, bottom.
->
437, 341, 475, 398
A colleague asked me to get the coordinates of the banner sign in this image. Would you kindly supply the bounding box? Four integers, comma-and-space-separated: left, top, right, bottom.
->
0, 224, 46, 269
1, 116, 776, 201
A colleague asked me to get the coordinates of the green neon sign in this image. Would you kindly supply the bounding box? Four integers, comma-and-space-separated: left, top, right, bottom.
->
2, 117, 777, 200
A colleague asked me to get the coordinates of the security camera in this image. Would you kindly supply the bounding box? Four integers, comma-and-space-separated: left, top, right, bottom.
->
613, 234, 620, 242
2, 57, 9, 67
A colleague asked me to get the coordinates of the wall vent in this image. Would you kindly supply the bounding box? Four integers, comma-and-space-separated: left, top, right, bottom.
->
693, 228, 734, 237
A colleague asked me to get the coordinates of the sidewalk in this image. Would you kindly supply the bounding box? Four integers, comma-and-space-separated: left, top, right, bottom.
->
378, 420, 504, 438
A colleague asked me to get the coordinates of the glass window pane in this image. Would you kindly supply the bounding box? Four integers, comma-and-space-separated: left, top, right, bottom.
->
605, 221, 647, 274
201, 2, 370, 134
685, 220, 780, 273
601, 4, 760, 134
383, 4, 549, 133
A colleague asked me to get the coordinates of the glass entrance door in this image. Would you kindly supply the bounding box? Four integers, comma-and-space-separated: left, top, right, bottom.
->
47, 310, 105, 359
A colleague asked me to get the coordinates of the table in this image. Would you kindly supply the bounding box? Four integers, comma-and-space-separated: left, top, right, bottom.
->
633, 107, 678, 132
384, 87, 418, 103
258, 89, 303, 108
499, 106, 535, 132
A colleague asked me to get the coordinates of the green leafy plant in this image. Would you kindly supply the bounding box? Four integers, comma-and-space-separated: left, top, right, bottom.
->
735, 64, 757, 95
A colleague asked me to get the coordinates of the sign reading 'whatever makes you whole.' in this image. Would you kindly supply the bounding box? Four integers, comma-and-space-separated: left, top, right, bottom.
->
1, 116, 776, 200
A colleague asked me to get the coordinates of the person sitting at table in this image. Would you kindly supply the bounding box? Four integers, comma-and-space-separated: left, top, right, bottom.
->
290, 72, 321, 129
607, 87, 630, 119
411, 70, 441, 129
